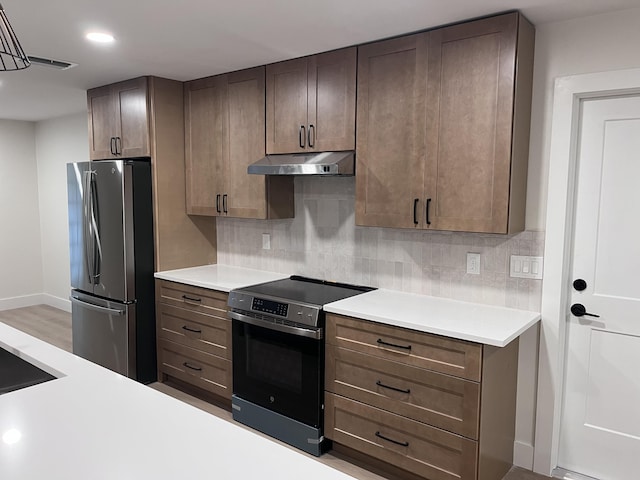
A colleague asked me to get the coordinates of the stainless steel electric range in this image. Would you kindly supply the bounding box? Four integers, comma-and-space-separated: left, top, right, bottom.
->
227, 276, 375, 456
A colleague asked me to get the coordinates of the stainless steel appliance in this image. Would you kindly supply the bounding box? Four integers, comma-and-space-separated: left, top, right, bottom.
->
67, 159, 156, 383
228, 276, 374, 456
247, 151, 354, 176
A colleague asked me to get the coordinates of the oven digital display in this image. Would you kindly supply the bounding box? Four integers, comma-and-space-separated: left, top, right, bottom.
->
252, 297, 288, 317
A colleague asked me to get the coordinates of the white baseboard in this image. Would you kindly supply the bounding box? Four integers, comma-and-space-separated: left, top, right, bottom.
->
513, 440, 535, 470
42, 294, 71, 312
0, 293, 71, 313
0, 294, 46, 311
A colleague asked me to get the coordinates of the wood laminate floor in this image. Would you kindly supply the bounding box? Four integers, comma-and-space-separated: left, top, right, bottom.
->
0, 305, 549, 480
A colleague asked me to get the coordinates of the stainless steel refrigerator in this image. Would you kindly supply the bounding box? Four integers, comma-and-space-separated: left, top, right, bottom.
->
67, 159, 156, 383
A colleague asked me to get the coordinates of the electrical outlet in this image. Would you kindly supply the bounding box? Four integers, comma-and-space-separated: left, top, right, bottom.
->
466, 253, 481, 275
262, 233, 271, 250
510, 255, 543, 279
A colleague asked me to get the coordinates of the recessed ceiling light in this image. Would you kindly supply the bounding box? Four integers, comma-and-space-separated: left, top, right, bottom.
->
86, 32, 115, 44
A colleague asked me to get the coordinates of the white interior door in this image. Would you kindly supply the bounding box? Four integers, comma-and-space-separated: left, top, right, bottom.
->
559, 95, 640, 479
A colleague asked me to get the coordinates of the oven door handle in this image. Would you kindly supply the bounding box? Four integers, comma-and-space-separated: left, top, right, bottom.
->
228, 311, 323, 340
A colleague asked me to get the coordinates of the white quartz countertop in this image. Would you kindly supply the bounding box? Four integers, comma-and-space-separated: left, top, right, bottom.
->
324, 289, 541, 347
154, 265, 540, 347
0, 323, 355, 480
154, 264, 288, 292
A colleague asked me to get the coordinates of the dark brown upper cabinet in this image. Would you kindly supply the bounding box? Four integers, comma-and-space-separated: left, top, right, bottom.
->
266, 47, 356, 154
184, 67, 294, 220
87, 77, 150, 160
356, 12, 534, 234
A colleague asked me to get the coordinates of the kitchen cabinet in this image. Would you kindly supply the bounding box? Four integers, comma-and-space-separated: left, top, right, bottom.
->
156, 280, 232, 402
184, 66, 294, 219
87, 77, 150, 160
266, 47, 356, 154
356, 12, 534, 234
325, 313, 519, 480
86, 77, 217, 272
355, 33, 428, 229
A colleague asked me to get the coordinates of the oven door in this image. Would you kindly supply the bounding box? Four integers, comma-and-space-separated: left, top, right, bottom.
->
231, 314, 323, 428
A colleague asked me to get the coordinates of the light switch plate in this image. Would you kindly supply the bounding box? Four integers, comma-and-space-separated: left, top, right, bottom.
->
466, 253, 481, 275
510, 255, 543, 279
262, 233, 271, 250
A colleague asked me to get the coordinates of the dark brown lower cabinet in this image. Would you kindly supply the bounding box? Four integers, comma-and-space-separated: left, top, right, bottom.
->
325, 314, 519, 480
156, 280, 232, 402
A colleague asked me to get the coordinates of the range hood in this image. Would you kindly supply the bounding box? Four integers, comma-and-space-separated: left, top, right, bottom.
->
247, 151, 354, 176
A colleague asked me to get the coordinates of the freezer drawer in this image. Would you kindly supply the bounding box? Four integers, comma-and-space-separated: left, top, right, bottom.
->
71, 291, 135, 378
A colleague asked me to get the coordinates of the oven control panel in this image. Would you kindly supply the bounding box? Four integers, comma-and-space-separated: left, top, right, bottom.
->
228, 291, 322, 327
251, 297, 289, 318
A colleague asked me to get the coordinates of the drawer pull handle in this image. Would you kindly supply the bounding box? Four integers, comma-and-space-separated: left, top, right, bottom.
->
183, 362, 202, 372
182, 295, 202, 303
377, 338, 412, 351
182, 325, 202, 334
375, 431, 409, 447
376, 380, 410, 394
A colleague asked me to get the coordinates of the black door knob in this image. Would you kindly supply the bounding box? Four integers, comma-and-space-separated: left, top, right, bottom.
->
573, 279, 587, 291
570, 303, 600, 318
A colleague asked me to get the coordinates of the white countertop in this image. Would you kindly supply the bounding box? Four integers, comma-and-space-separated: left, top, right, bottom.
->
154, 264, 289, 292
0, 323, 355, 480
324, 289, 540, 347
154, 265, 540, 347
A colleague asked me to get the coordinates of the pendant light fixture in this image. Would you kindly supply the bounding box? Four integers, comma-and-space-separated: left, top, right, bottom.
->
0, 3, 30, 71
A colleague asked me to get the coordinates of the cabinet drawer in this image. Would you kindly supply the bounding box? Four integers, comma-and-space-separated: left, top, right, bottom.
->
326, 393, 477, 480
157, 303, 231, 360
158, 339, 231, 399
326, 314, 482, 381
326, 345, 480, 439
157, 280, 228, 316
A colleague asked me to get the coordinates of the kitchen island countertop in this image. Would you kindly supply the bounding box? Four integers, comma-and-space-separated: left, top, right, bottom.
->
0, 322, 356, 480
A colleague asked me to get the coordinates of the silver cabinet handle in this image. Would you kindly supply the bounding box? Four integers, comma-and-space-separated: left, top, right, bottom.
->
70, 296, 125, 315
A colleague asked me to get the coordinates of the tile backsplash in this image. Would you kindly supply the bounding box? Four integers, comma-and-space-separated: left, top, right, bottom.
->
217, 177, 544, 311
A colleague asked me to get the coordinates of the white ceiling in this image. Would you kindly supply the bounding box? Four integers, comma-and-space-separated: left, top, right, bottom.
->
0, 0, 638, 121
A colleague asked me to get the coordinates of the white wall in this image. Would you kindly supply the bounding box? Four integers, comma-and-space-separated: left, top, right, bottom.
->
35, 113, 88, 310
526, 7, 640, 231
0, 120, 44, 308
527, 7, 640, 474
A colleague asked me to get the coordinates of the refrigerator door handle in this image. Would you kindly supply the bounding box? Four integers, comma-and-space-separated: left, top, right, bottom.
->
89, 172, 102, 283
82, 171, 94, 284
70, 296, 126, 316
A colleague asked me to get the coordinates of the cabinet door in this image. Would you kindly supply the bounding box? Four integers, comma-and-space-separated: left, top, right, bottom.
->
87, 85, 117, 160
226, 67, 269, 219
266, 57, 308, 154
114, 77, 150, 158
355, 34, 428, 228
307, 47, 356, 152
425, 13, 518, 233
184, 76, 228, 216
